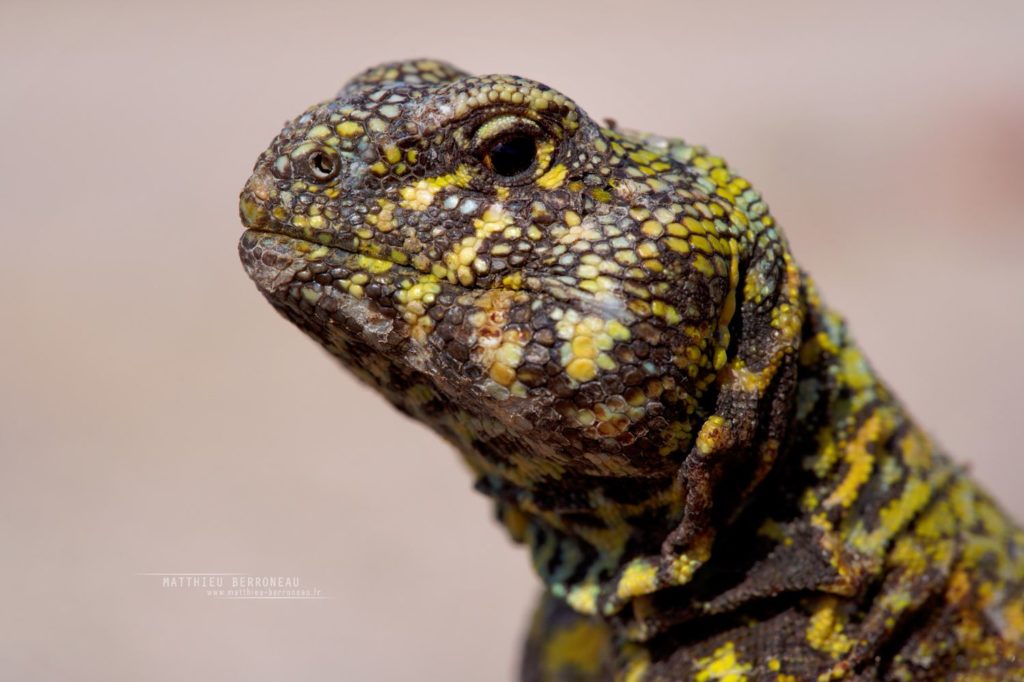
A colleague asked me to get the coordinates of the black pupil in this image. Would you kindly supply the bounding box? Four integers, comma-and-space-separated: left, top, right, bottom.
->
488, 135, 536, 177
311, 152, 334, 177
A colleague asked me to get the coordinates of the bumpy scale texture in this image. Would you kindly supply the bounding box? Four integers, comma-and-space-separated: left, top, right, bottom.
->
238, 60, 1024, 680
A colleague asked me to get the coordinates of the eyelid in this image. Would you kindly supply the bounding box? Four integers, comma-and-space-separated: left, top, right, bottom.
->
471, 115, 541, 151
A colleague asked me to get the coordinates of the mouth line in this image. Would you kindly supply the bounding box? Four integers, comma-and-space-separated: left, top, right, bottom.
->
241, 226, 408, 265
239, 227, 628, 318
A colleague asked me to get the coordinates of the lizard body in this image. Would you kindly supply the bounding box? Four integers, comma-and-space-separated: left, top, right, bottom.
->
238, 60, 1024, 680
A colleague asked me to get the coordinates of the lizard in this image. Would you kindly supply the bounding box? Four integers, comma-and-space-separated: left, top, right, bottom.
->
237, 59, 1024, 680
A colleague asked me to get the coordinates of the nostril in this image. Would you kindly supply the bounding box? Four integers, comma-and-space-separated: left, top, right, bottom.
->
239, 169, 274, 229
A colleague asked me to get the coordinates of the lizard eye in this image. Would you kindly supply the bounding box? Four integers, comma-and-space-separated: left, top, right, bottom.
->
307, 150, 339, 181
473, 115, 551, 183
486, 134, 536, 177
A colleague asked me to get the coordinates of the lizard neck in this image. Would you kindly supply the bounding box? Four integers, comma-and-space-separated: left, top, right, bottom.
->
479, 271, 965, 641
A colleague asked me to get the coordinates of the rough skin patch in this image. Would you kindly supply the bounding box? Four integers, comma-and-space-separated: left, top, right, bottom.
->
239, 59, 1024, 680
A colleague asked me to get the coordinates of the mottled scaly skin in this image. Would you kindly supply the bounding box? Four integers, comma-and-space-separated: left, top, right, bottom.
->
238, 60, 1024, 680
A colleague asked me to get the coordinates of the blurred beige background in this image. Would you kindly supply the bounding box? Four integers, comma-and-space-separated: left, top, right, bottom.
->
1, 1, 1022, 680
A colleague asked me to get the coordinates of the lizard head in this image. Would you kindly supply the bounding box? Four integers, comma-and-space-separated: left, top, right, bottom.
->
239, 59, 804, 620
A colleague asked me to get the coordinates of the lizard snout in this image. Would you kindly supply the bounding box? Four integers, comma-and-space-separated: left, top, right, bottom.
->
238, 167, 275, 230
